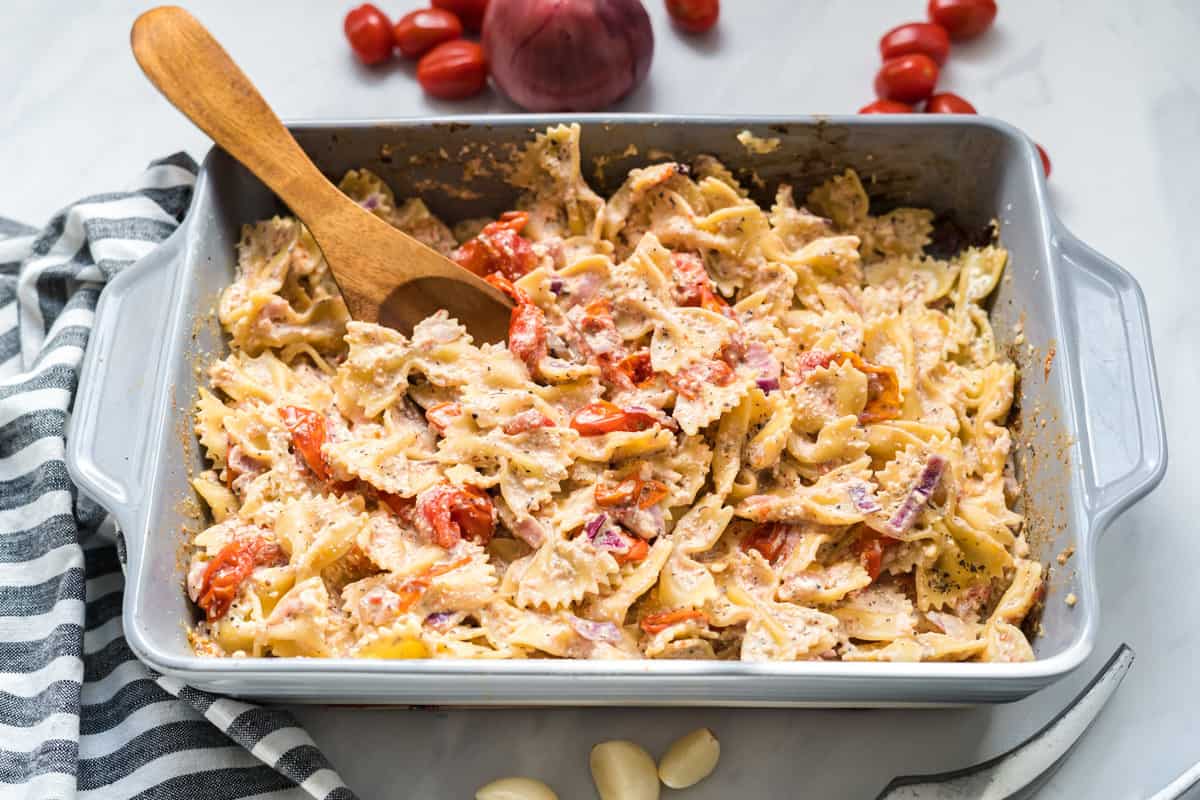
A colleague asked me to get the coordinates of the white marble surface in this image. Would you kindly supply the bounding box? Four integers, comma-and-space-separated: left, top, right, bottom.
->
3, 1, 1197, 797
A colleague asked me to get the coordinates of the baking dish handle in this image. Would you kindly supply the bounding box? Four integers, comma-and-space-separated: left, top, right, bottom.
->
1054, 221, 1167, 531
66, 230, 181, 531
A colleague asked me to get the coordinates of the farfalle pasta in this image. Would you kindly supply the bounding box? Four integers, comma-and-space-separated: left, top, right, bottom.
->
187, 124, 1041, 663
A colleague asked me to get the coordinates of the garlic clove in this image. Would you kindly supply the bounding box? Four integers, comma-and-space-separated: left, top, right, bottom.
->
475, 776, 559, 800
657, 727, 721, 789
589, 740, 660, 800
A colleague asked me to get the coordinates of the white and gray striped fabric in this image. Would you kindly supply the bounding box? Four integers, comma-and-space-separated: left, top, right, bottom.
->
0, 156, 358, 800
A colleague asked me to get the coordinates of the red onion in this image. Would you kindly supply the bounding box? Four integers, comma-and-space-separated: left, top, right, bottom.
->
849, 483, 882, 514
584, 513, 608, 540
755, 377, 780, 393
885, 455, 946, 534
482, 0, 654, 112
549, 278, 565, 295
569, 615, 623, 643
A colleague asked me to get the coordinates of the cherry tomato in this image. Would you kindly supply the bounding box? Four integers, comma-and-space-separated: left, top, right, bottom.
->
483, 273, 531, 305
417, 39, 488, 100
425, 401, 463, 433
665, 0, 719, 34
343, 4, 394, 66
859, 99, 914, 114
616, 535, 650, 565
669, 359, 735, 399
927, 0, 997, 41
453, 211, 534, 279
875, 54, 940, 103
508, 303, 548, 375
569, 402, 659, 436
617, 351, 655, 386
418, 484, 496, 548
278, 406, 329, 481
1036, 143, 1052, 178
432, 0, 489, 33
925, 92, 977, 114
393, 8, 463, 60
640, 608, 707, 634
595, 477, 669, 509
395, 556, 472, 612
740, 522, 787, 563
197, 537, 286, 621
854, 533, 899, 581
880, 22, 950, 65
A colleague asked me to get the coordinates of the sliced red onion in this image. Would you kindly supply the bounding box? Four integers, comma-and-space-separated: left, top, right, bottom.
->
886, 455, 947, 534
569, 615, 623, 643
849, 483, 882, 514
585, 513, 608, 540
362, 194, 381, 211
549, 278, 565, 295
756, 377, 781, 393
424, 611, 456, 631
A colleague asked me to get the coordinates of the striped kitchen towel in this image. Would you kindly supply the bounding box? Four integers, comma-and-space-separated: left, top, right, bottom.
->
0, 156, 357, 800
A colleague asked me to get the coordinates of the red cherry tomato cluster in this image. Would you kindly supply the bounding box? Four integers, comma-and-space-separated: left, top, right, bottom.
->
861, 0, 1050, 178
343, 2, 489, 100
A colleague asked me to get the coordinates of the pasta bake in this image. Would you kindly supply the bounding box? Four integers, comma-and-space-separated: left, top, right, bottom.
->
187, 124, 1042, 663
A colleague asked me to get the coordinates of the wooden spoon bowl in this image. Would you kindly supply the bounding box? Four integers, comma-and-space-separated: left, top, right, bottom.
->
131, 5, 513, 342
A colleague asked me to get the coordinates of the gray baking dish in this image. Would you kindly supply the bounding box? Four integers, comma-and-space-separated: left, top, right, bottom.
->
66, 115, 1166, 706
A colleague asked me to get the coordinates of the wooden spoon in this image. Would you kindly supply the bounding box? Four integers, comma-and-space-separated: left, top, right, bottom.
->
130, 5, 513, 342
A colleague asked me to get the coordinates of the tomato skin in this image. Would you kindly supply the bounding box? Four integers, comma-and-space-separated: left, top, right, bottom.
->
417, 484, 496, 548
432, 0, 488, 33
453, 211, 534, 279
344, 4, 394, 65
854, 533, 899, 581
508, 303, 548, 375
859, 99, 915, 114
927, 0, 997, 41
1036, 144, 1052, 178
197, 537, 286, 621
880, 22, 950, 65
925, 92, 977, 114
278, 406, 329, 481
393, 8, 463, 59
569, 402, 659, 436
595, 477, 669, 509
640, 608, 707, 634
740, 522, 788, 563
617, 536, 650, 565
665, 0, 719, 33
617, 351, 655, 386
501, 409, 555, 435
425, 401, 463, 433
875, 54, 940, 103
417, 40, 488, 100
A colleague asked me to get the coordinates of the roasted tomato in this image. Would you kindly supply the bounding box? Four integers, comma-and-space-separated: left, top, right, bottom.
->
616, 350, 655, 386
484, 272, 531, 305
854, 532, 900, 581
569, 401, 659, 436
740, 522, 788, 563
927, 0, 997, 41
880, 22, 951, 65
669, 359, 735, 399
617, 536, 650, 565
278, 406, 329, 481
425, 401, 463, 433
417, 484, 497, 548
671, 252, 732, 315
595, 477, 669, 509
795, 350, 901, 424
454, 211, 534, 279
508, 302, 548, 374
343, 4, 394, 65
925, 92, 977, 114
394, 556, 472, 612
875, 54, 940, 103
640, 608, 707, 634
197, 537, 286, 621
859, 99, 915, 114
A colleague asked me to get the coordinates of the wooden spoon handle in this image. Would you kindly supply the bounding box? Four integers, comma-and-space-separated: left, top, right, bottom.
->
131, 6, 342, 225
